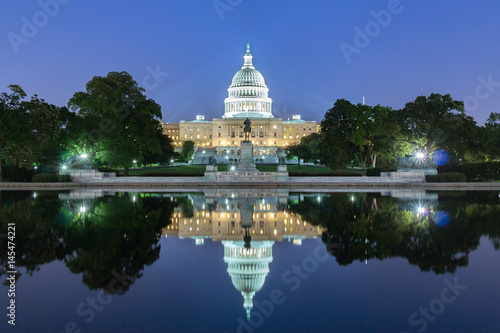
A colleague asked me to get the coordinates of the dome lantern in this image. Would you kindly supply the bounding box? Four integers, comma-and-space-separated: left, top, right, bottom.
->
243, 42, 254, 69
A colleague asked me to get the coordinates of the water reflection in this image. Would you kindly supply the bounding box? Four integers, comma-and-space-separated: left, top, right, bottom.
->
0, 189, 499, 319
287, 190, 500, 274
161, 189, 322, 319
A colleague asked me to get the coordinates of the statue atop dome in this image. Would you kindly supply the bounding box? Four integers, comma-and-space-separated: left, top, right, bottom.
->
246, 42, 251, 55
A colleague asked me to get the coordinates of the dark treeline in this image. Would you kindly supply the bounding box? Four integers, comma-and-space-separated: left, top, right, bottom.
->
286, 94, 500, 172
0, 71, 176, 180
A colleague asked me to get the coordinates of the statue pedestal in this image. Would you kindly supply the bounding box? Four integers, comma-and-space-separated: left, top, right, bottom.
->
276, 164, 289, 181
237, 141, 258, 172
204, 164, 218, 181
204, 141, 289, 182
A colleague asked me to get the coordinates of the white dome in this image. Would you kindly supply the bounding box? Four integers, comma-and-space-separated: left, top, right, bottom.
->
223, 43, 273, 119
230, 68, 267, 88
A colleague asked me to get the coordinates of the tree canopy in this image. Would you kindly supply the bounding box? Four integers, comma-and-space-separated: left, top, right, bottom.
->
68, 71, 163, 174
0, 85, 70, 180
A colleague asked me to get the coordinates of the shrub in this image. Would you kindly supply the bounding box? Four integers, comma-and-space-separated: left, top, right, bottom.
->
289, 171, 362, 177
32, 174, 72, 182
97, 167, 115, 173
139, 172, 203, 177
426, 172, 467, 183
2, 166, 35, 182
366, 168, 381, 177
437, 162, 500, 181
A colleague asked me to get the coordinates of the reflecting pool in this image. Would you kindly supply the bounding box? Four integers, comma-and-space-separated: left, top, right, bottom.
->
1, 189, 499, 332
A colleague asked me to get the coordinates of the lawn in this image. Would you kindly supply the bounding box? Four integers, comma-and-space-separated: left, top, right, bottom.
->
122, 164, 364, 177
123, 165, 206, 176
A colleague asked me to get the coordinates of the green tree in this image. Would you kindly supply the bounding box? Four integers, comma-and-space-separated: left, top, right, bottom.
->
0, 85, 27, 180
68, 71, 162, 175
143, 129, 177, 165
397, 93, 475, 157
285, 142, 308, 166
61, 112, 105, 168
368, 107, 406, 168
483, 112, 500, 160
26, 94, 72, 166
286, 133, 322, 166
319, 99, 357, 170
180, 140, 195, 162
320, 99, 399, 170
0, 85, 69, 179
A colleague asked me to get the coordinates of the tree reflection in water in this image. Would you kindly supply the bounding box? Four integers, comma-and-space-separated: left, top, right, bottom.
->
0, 192, 177, 293
1, 190, 499, 295
286, 191, 500, 274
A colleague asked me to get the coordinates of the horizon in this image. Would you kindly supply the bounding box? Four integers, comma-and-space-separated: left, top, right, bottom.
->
1, 0, 499, 125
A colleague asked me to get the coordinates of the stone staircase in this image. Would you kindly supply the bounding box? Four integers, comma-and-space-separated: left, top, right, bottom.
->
191, 147, 217, 164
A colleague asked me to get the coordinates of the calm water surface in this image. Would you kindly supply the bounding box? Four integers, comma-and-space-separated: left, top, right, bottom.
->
0, 189, 499, 333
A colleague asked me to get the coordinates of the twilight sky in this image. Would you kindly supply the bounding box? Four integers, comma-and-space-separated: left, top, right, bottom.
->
1, 0, 499, 125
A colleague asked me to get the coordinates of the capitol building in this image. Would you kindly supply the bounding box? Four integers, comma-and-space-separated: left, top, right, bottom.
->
162, 43, 319, 163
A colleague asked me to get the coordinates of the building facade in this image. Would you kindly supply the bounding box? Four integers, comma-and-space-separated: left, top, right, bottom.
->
162, 44, 319, 163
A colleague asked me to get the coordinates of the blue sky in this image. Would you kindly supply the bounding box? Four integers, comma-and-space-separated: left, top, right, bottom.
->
1, 0, 499, 125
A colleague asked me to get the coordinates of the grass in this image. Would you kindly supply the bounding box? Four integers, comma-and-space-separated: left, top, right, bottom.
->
123, 165, 206, 177
122, 164, 364, 177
